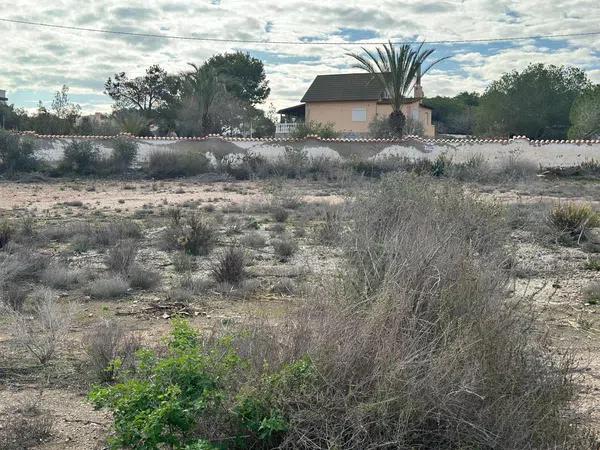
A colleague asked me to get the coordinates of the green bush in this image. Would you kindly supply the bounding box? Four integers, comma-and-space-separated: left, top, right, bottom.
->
89, 320, 301, 450
0, 130, 38, 173
60, 141, 100, 175
147, 151, 210, 178
291, 121, 338, 139
111, 138, 138, 172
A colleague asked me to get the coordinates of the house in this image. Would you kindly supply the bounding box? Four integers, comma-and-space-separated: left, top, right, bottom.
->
277, 73, 435, 137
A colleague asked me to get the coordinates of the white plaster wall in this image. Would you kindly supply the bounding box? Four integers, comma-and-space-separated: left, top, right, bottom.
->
24, 134, 600, 169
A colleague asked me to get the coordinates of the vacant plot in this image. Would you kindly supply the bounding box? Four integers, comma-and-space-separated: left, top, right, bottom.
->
0, 173, 598, 449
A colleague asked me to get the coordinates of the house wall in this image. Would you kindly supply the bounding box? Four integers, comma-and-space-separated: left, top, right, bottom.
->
21, 133, 600, 170
306, 101, 435, 136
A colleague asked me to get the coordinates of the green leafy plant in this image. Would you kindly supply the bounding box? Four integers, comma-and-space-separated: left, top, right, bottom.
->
60, 141, 100, 175
111, 137, 138, 171
89, 320, 303, 450
0, 130, 38, 174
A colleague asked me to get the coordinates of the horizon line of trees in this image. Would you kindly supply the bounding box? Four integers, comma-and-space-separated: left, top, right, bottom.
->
1, 55, 598, 140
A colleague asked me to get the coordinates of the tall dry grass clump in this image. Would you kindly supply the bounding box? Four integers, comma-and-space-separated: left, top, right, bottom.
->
248, 174, 594, 449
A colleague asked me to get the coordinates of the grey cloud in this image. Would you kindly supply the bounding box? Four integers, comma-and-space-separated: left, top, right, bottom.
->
111, 6, 154, 21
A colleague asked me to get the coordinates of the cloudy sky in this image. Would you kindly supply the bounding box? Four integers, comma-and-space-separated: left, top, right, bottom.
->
2, 0, 599, 114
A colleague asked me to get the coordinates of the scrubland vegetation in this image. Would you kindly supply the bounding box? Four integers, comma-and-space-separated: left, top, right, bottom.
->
0, 131, 599, 448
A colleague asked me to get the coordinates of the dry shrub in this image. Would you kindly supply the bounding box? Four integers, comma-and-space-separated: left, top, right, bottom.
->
496, 154, 538, 181
549, 203, 600, 243
271, 206, 289, 223
1, 282, 27, 312
272, 235, 298, 262
0, 219, 13, 248
106, 240, 138, 275
235, 174, 594, 449
241, 231, 266, 249
584, 282, 600, 305
146, 150, 210, 179
87, 276, 129, 299
164, 213, 216, 256
314, 203, 344, 245
10, 289, 71, 365
44, 220, 141, 250
211, 247, 246, 285
41, 263, 87, 289
83, 320, 140, 381
128, 265, 161, 290
0, 396, 54, 450
0, 245, 48, 284
172, 252, 196, 273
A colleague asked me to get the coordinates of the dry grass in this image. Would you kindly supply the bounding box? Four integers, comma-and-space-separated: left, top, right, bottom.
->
10, 289, 71, 365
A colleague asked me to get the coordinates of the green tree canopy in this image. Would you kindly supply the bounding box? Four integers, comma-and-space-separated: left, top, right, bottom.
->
204, 52, 270, 105
423, 92, 480, 135
568, 85, 600, 139
105, 65, 179, 117
475, 64, 591, 139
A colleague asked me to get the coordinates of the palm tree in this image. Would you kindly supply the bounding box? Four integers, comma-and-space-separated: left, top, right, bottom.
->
348, 41, 447, 137
181, 64, 223, 135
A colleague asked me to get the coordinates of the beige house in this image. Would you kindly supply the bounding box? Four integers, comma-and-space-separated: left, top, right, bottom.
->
277, 73, 435, 137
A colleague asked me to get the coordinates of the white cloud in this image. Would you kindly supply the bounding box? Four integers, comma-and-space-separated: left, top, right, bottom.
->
1, 0, 599, 113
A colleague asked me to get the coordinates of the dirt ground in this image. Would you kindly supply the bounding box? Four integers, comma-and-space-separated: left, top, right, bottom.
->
0, 175, 598, 449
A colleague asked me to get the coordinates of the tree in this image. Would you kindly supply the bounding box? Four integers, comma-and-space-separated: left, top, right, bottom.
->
176, 64, 223, 136
568, 85, 600, 139
205, 52, 270, 105
475, 64, 591, 139
423, 92, 479, 135
51, 85, 81, 121
105, 65, 178, 116
0, 103, 28, 130
348, 42, 447, 137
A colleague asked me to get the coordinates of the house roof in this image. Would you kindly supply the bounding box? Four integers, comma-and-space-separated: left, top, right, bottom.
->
301, 73, 387, 102
277, 104, 305, 115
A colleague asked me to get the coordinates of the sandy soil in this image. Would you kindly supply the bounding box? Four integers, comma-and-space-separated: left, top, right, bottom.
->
0, 177, 598, 448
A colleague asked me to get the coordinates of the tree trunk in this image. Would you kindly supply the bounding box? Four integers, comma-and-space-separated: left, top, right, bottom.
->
389, 110, 406, 138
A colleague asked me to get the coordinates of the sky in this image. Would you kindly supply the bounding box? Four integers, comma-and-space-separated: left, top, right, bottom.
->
1, 0, 600, 115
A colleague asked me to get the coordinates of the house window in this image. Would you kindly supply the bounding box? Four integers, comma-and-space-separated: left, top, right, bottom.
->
352, 108, 367, 122
412, 109, 419, 121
